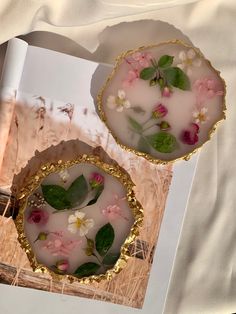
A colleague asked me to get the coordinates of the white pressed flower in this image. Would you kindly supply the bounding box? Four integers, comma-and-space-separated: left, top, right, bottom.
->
106, 89, 131, 112
58, 169, 70, 183
106, 95, 116, 109
68, 211, 94, 236
193, 107, 208, 124
177, 49, 202, 76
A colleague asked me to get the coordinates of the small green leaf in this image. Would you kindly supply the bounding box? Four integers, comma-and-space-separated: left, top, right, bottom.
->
158, 55, 174, 68
163, 67, 190, 90
130, 106, 146, 114
67, 175, 88, 206
128, 116, 143, 132
95, 223, 115, 257
86, 185, 104, 206
41, 185, 71, 210
74, 262, 100, 277
102, 253, 120, 266
137, 137, 150, 153
140, 67, 156, 80
146, 131, 177, 153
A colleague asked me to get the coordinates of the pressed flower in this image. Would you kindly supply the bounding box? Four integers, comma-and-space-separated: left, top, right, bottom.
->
162, 86, 172, 98
122, 69, 139, 87
55, 260, 69, 272
180, 123, 200, 145
177, 49, 202, 75
68, 211, 94, 236
89, 172, 104, 189
159, 120, 171, 131
132, 51, 152, 67
27, 209, 49, 225
152, 103, 168, 119
58, 169, 70, 183
193, 107, 209, 124
194, 77, 224, 105
34, 231, 48, 243
102, 194, 128, 221
43, 236, 81, 257
106, 89, 131, 112
126, 51, 152, 69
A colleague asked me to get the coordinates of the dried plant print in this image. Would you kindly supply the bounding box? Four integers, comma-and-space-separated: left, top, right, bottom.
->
0, 95, 173, 308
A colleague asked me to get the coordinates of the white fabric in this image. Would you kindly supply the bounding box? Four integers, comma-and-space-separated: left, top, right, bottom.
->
0, 1, 235, 313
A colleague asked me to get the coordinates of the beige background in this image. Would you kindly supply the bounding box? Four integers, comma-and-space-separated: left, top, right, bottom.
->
0, 0, 235, 313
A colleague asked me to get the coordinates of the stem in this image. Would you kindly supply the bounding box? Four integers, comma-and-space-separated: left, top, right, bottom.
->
92, 253, 103, 265
142, 116, 153, 126
143, 123, 159, 132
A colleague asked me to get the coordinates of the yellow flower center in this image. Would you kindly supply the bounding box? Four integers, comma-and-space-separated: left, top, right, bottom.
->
76, 218, 84, 228
185, 58, 193, 66
197, 113, 206, 122
115, 96, 125, 106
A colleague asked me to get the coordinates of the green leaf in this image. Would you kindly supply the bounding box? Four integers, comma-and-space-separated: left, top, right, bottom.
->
66, 175, 88, 206
128, 116, 143, 132
163, 67, 190, 90
137, 137, 150, 153
95, 223, 115, 257
86, 185, 104, 206
140, 67, 156, 80
158, 55, 174, 68
102, 253, 120, 266
41, 185, 71, 210
74, 262, 100, 278
146, 131, 177, 153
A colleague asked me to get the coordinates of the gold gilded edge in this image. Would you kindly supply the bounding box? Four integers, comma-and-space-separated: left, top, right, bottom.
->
97, 39, 227, 165
14, 155, 144, 284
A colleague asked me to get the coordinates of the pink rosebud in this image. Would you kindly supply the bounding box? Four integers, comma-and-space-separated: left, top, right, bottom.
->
56, 260, 69, 272
152, 103, 168, 119
180, 123, 199, 145
89, 172, 104, 189
162, 86, 172, 98
27, 209, 49, 225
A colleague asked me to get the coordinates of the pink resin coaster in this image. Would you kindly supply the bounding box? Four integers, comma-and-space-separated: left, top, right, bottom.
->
98, 41, 226, 163
15, 155, 143, 282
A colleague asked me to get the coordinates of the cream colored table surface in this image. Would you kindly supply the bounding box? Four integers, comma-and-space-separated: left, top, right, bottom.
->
0, 1, 235, 313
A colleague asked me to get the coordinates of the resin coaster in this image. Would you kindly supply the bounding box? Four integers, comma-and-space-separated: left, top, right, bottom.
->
98, 40, 226, 163
15, 155, 143, 282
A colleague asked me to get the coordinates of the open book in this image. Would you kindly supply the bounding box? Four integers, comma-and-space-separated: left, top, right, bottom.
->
0, 38, 198, 313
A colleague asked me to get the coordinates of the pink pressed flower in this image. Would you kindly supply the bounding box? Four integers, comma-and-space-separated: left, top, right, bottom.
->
42, 234, 82, 257
27, 209, 49, 225
132, 51, 152, 68
162, 86, 172, 98
101, 194, 128, 221
180, 123, 199, 145
194, 77, 224, 105
56, 260, 69, 272
152, 103, 168, 119
122, 69, 139, 87
89, 172, 104, 189
125, 51, 152, 70
102, 204, 123, 220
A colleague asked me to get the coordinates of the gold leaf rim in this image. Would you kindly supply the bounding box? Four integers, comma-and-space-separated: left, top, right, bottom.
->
14, 154, 144, 284
97, 40, 227, 165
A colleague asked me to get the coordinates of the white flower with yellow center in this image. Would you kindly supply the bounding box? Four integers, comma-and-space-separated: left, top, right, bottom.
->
192, 107, 209, 124
106, 89, 131, 112
177, 49, 202, 75
68, 211, 94, 236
